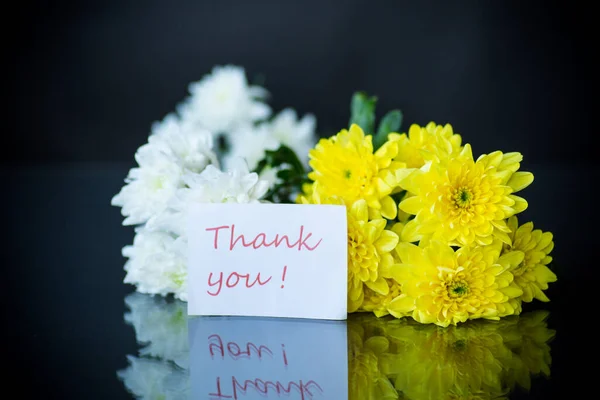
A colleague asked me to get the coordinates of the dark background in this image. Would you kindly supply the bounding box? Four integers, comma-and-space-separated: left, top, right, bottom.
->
5, 1, 595, 399
9, 0, 593, 166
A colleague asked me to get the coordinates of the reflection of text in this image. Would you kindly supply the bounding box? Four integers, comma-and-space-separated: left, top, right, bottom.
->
207, 334, 322, 399
209, 334, 273, 360
209, 376, 323, 400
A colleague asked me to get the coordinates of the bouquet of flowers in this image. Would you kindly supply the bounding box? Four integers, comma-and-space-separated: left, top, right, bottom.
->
112, 65, 317, 301
113, 66, 557, 327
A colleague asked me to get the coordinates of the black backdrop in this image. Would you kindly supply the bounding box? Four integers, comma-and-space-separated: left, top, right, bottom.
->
10, 0, 593, 166
4, 2, 598, 398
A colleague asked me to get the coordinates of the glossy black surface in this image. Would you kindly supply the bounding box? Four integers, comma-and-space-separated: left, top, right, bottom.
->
4, 165, 594, 399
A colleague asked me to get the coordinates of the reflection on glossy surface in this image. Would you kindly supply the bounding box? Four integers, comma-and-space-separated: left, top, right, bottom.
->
348, 311, 555, 399
118, 293, 554, 399
189, 316, 347, 399
117, 293, 190, 399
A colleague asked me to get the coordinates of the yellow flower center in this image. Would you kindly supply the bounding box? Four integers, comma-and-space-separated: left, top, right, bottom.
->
453, 186, 473, 208
448, 280, 470, 297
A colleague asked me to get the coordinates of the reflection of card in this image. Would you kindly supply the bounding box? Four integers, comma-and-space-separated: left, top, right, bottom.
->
189, 316, 348, 399
186, 203, 347, 320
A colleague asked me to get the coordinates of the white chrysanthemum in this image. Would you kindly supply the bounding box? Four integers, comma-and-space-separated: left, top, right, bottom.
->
149, 113, 218, 173
124, 293, 189, 368
111, 144, 184, 226
268, 108, 317, 167
146, 162, 269, 236
221, 109, 316, 179
222, 124, 279, 171
177, 65, 271, 134
258, 165, 283, 190
122, 228, 188, 301
117, 356, 189, 400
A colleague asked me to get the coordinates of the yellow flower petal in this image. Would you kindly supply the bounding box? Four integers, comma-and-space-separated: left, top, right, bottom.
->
510, 195, 528, 213
498, 152, 522, 172
375, 230, 399, 253
380, 195, 397, 219
399, 196, 422, 215
507, 171, 534, 192
365, 277, 389, 295
502, 285, 524, 298
350, 199, 369, 222
498, 250, 524, 268
388, 294, 415, 314
493, 229, 512, 246
400, 219, 422, 243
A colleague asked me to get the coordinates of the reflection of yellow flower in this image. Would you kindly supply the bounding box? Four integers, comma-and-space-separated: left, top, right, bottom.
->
390, 241, 523, 327
387, 321, 512, 399
348, 318, 398, 400
503, 216, 557, 302
299, 194, 398, 312
348, 312, 555, 399
390, 122, 463, 168
399, 145, 533, 247
500, 311, 555, 391
306, 124, 408, 219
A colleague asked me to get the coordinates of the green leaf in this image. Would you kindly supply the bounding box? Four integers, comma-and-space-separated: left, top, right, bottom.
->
254, 144, 308, 204
256, 145, 305, 175
349, 91, 377, 134
374, 109, 403, 150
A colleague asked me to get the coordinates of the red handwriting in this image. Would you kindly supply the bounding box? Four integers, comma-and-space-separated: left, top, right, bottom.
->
207, 271, 272, 296
209, 376, 323, 400
281, 344, 288, 366
209, 335, 273, 360
280, 266, 287, 289
205, 225, 323, 252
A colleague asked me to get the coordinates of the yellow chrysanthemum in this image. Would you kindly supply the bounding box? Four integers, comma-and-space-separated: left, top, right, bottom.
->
389, 241, 523, 327
359, 221, 408, 318
298, 193, 399, 313
389, 122, 463, 168
399, 145, 533, 247
503, 216, 557, 302
307, 123, 408, 219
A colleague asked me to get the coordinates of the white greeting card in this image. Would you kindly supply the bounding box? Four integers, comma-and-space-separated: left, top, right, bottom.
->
187, 203, 348, 320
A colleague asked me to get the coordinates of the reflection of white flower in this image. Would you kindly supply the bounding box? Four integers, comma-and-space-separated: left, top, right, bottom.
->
147, 162, 269, 237
177, 65, 271, 134
118, 355, 189, 400
124, 293, 189, 368
223, 124, 279, 171
122, 229, 188, 301
111, 144, 184, 226
149, 113, 218, 173
268, 108, 316, 167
